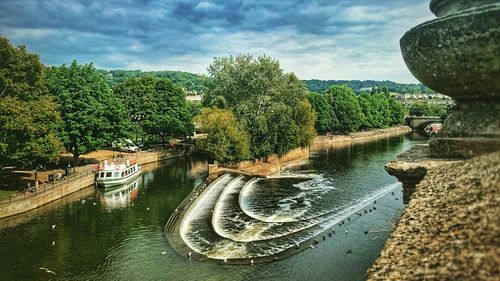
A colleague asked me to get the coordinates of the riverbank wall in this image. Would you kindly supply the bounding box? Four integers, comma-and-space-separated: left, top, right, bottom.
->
366, 150, 499, 280
0, 149, 183, 219
211, 126, 410, 178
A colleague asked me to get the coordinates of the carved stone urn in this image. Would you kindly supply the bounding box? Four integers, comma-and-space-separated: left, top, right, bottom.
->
400, 0, 500, 158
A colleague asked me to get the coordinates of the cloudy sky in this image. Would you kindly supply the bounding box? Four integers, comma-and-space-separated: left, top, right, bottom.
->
0, 0, 434, 83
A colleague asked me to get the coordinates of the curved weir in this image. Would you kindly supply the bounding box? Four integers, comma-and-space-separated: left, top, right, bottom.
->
169, 170, 403, 263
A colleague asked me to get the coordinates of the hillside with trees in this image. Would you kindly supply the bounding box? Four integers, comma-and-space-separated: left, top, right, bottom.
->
303, 79, 435, 94
100, 69, 205, 93
98, 70, 436, 96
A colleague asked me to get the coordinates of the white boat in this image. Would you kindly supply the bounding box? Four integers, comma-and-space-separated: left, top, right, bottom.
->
97, 177, 141, 208
95, 159, 141, 188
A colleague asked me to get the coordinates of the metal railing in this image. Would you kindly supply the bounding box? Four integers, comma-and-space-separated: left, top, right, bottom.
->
0, 166, 96, 207
0, 148, 183, 207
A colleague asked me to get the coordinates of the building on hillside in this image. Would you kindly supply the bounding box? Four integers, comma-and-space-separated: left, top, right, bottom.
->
185, 95, 202, 103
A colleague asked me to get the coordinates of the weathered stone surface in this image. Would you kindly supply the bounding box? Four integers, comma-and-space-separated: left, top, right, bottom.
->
430, 0, 500, 17
430, 136, 500, 158
400, 4, 500, 100
385, 145, 457, 203
440, 100, 500, 138
367, 151, 500, 280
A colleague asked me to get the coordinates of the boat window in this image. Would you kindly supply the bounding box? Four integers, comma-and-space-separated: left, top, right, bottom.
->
106, 172, 112, 178
114, 172, 120, 177
121, 172, 125, 177
100, 172, 104, 178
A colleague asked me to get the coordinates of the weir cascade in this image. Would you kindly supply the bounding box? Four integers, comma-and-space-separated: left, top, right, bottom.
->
165, 170, 404, 264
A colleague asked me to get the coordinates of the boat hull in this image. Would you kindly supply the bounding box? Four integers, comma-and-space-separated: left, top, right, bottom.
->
96, 169, 142, 188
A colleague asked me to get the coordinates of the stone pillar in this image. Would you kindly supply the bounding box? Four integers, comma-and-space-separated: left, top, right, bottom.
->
386, 0, 500, 202
400, 0, 500, 159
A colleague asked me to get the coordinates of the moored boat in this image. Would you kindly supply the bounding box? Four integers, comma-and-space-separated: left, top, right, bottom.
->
95, 159, 141, 188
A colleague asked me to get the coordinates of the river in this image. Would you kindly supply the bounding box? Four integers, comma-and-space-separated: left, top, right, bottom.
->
0, 134, 424, 281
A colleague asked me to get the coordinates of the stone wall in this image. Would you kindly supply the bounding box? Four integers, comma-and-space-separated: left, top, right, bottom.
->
0, 150, 183, 219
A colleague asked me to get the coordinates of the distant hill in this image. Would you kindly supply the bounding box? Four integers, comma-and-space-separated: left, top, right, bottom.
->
303, 79, 435, 94
98, 69, 205, 93
98, 69, 434, 95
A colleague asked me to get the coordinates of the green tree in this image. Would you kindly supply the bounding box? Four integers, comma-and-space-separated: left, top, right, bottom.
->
357, 93, 375, 129
112, 76, 157, 142
146, 79, 194, 146
195, 108, 250, 164
0, 36, 63, 167
388, 96, 406, 125
46, 61, 131, 164
324, 85, 364, 133
203, 54, 316, 158
369, 93, 391, 128
308, 92, 337, 133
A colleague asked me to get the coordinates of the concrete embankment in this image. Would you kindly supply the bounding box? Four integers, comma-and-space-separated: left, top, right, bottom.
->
0, 149, 183, 219
366, 151, 500, 280
211, 126, 411, 177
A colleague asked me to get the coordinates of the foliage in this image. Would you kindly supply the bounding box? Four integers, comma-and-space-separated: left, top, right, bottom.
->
324, 85, 364, 133
0, 36, 63, 167
46, 61, 131, 163
309, 85, 407, 133
203, 54, 316, 159
304, 79, 435, 94
103, 69, 205, 93
195, 108, 250, 163
308, 92, 337, 133
112, 76, 194, 145
408, 101, 448, 118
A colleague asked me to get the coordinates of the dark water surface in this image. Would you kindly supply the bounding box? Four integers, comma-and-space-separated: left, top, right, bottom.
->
0, 134, 424, 281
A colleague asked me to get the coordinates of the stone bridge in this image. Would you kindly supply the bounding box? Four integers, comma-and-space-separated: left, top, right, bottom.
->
406, 116, 443, 131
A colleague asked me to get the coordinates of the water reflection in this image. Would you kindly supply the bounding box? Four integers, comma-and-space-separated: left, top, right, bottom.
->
0, 136, 424, 281
96, 177, 141, 208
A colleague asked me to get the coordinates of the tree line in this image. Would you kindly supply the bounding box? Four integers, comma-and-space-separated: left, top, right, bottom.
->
1, 36, 414, 168
304, 79, 435, 95
308, 85, 405, 134
0, 36, 193, 167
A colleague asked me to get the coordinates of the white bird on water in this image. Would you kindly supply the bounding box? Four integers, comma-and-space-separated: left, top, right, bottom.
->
160, 251, 166, 255
250, 259, 254, 266
51, 225, 56, 230
309, 245, 315, 249
52, 241, 55, 246
345, 230, 348, 234
39, 267, 56, 275
147, 207, 150, 211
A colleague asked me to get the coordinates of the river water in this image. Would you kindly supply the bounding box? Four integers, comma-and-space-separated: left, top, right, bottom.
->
0, 134, 424, 281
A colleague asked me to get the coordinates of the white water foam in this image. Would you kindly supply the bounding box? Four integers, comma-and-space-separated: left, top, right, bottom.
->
179, 174, 234, 255
207, 182, 401, 259
240, 175, 335, 223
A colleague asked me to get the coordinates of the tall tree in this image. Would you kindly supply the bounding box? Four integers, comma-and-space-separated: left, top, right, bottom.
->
324, 85, 364, 133
147, 79, 194, 146
46, 61, 130, 164
0, 36, 63, 167
196, 108, 250, 164
203, 54, 316, 158
112, 76, 157, 142
308, 92, 337, 133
